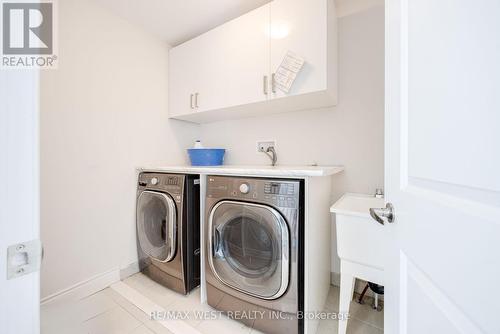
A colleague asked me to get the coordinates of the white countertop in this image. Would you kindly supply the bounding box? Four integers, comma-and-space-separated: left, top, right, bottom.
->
138, 165, 344, 177
330, 193, 384, 218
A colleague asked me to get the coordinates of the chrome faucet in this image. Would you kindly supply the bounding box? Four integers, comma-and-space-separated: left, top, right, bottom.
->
264, 146, 277, 166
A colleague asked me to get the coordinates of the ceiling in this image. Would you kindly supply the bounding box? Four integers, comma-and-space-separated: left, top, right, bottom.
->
92, 0, 384, 46
92, 0, 271, 46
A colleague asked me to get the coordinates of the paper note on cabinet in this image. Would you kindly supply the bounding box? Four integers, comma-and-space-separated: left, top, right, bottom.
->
274, 51, 305, 93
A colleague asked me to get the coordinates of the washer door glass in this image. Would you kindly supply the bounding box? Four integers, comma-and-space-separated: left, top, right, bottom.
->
209, 201, 289, 299
137, 191, 177, 262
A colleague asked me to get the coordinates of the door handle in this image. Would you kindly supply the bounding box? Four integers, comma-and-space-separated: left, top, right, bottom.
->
213, 227, 223, 258
194, 92, 199, 108
369, 203, 395, 225
263, 75, 268, 95
190, 94, 194, 109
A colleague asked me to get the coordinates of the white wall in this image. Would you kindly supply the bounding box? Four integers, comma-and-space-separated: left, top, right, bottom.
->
199, 5, 385, 277
336, 0, 384, 18
40, 0, 199, 299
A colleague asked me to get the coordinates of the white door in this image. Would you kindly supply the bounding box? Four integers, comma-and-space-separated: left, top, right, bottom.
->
384, 1, 500, 333
198, 3, 270, 113
0, 71, 41, 334
269, 0, 328, 99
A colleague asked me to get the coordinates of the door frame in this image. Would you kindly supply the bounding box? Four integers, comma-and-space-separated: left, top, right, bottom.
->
0, 70, 41, 334
384, 0, 404, 331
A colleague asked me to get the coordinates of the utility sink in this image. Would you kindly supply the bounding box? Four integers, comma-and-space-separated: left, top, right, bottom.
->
330, 193, 387, 270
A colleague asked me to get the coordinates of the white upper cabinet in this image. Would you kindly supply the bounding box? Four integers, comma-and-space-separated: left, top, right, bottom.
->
169, 0, 337, 123
269, 0, 330, 99
196, 4, 270, 113
169, 36, 206, 118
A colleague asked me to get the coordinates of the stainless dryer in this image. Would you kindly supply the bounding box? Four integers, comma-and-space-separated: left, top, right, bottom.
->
136, 173, 200, 294
205, 175, 304, 334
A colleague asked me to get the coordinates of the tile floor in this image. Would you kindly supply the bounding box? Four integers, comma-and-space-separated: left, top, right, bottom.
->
41, 273, 383, 334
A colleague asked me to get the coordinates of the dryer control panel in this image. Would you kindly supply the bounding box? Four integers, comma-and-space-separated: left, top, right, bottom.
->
138, 173, 184, 200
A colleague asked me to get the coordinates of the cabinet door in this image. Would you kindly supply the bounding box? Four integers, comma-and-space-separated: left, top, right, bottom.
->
270, 0, 328, 99
169, 37, 206, 117
196, 4, 270, 113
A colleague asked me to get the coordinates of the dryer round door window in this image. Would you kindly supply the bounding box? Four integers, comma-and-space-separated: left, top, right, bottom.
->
137, 191, 177, 263
209, 201, 289, 300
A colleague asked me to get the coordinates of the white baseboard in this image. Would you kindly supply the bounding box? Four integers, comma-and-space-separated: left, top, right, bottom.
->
41, 268, 120, 305
120, 261, 140, 280
330, 271, 341, 286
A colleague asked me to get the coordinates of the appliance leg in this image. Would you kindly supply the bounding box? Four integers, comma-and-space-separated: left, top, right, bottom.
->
338, 271, 355, 334
372, 293, 383, 311
372, 293, 378, 310
358, 283, 370, 304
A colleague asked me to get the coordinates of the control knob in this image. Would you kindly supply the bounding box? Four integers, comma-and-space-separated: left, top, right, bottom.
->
239, 183, 250, 194
151, 177, 159, 185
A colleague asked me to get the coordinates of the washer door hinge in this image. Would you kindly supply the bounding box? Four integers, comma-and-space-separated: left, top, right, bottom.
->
6, 239, 43, 280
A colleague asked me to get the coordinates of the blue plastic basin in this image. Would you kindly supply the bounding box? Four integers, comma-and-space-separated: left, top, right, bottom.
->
187, 148, 225, 166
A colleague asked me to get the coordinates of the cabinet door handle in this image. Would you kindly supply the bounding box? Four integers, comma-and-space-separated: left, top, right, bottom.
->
263, 75, 268, 95
190, 94, 194, 109
194, 92, 199, 108
272, 73, 277, 94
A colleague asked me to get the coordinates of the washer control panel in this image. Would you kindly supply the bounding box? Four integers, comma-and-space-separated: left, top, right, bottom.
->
207, 175, 300, 209
264, 182, 296, 195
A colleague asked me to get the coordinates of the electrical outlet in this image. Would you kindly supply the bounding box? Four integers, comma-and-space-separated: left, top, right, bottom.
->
257, 140, 276, 152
